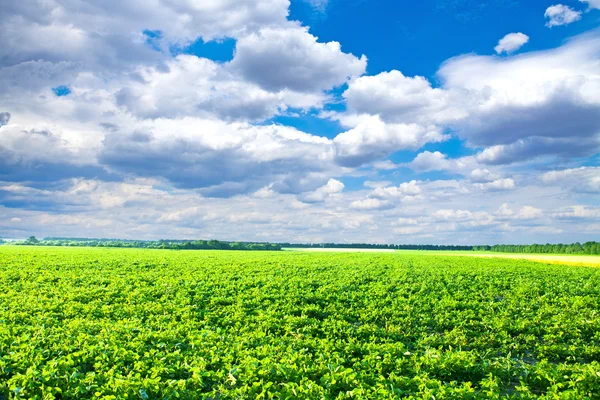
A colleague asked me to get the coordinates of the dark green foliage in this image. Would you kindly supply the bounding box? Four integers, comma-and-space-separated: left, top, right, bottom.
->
489, 242, 600, 255
1, 247, 599, 399
280, 243, 478, 251
24, 236, 39, 245
16, 238, 281, 251
16, 238, 600, 254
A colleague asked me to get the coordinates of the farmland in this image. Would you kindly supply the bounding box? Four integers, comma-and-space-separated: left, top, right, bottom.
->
1, 247, 600, 399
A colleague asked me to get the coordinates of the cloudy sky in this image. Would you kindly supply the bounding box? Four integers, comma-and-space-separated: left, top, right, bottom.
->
1, 0, 599, 244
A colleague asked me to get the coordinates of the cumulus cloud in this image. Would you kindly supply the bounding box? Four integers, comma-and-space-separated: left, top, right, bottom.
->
337, 31, 600, 167
409, 151, 449, 171
494, 33, 529, 54
473, 178, 515, 191
470, 168, 500, 183
300, 179, 344, 203
408, 152, 498, 182
333, 116, 445, 167
408, 151, 473, 172
516, 206, 543, 220
544, 5, 582, 27
230, 26, 367, 93
1, 175, 595, 244
475, 137, 598, 165
350, 198, 392, 210
2, 0, 599, 244
439, 32, 600, 148
541, 167, 600, 193
343, 70, 466, 125
495, 203, 514, 217
393, 226, 426, 236
99, 118, 337, 196
115, 55, 325, 121
553, 205, 600, 219
0, 0, 291, 68
580, 0, 600, 10
431, 209, 495, 225
370, 180, 422, 199
0, 125, 96, 168
372, 160, 401, 170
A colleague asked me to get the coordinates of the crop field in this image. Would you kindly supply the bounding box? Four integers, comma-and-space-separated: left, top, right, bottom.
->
285, 249, 600, 267
1, 247, 600, 399
453, 253, 600, 268
395, 251, 600, 268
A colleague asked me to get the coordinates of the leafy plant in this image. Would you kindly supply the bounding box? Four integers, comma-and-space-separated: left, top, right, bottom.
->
0, 247, 599, 398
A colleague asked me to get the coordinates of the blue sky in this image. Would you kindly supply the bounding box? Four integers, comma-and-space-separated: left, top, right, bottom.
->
0, 0, 599, 244
291, 0, 598, 77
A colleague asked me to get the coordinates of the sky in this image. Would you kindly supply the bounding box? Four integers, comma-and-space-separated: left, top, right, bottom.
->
0, 0, 599, 244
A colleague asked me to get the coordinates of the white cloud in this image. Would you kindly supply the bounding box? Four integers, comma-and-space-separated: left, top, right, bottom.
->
363, 180, 393, 189
409, 151, 451, 171
438, 32, 600, 149
553, 205, 600, 219
430, 209, 496, 228
516, 206, 543, 220
98, 118, 339, 196
528, 226, 563, 234
393, 226, 425, 235
475, 137, 597, 165
544, 5, 582, 27
300, 179, 344, 203
494, 204, 544, 221
541, 167, 600, 193
115, 55, 325, 121
494, 32, 529, 54
343, 70, 466, 125
337, 31, 600, 167
0, 0, 291, 68
372, 160, 400, 170
1, 0, 599, 245
371, 180, 422, 199
474, 178, 516, 191
408, 152, 498, 182
230, 26, 367, 93
1, 176, 595, 244
580, 0, 600, 10
495, 203, 514, 217
470, 169, 500, 183
350, 198, 392, 210
333, 116, 446, 167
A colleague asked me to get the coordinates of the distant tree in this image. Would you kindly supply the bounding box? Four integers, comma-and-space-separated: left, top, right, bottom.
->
26, 236, 39, 244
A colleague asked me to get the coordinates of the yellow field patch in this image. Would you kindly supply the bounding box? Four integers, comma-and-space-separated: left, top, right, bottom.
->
457, 253, 600, 267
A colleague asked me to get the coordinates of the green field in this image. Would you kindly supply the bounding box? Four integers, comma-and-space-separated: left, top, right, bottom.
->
1, 247, 600, 399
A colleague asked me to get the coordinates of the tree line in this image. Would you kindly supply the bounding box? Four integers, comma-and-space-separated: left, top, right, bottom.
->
474, 242, 600, 255
7, 237, 600, 255
278, 243, 476, 251
15, 237, 281, 251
